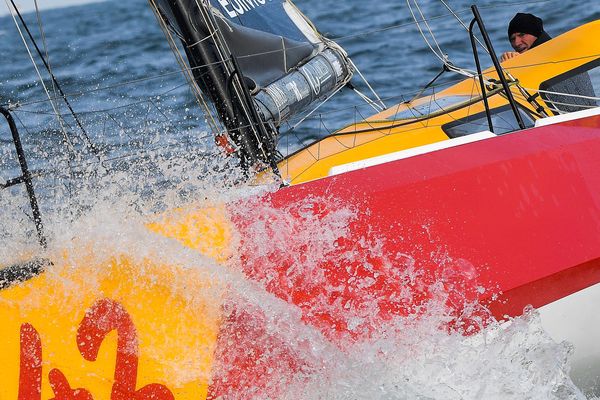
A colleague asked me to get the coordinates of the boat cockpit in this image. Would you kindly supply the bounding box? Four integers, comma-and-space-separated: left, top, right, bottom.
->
278, 19, 600, 185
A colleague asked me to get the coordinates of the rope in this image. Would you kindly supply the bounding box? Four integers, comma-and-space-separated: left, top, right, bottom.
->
542, 99, 597, 109
412, 0, 445, 57
349, 59, 386, 109
406, 0, 480, 82
438, 0, 488, 53
406, 0, 446, 66
350, 86, 385, 113
527, 88, 600, 102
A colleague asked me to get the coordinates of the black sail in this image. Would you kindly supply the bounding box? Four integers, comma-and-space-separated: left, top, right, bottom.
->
150, 0, 353, 167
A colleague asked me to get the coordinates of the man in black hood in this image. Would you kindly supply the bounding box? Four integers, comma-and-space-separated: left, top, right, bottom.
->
501, 13, 551, 62
500, 13, 596, 113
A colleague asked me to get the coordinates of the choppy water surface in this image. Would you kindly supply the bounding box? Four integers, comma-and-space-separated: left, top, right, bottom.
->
1, 0, 600, 398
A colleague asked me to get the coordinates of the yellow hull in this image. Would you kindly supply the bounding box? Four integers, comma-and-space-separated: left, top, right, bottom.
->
0, 231, 228, 399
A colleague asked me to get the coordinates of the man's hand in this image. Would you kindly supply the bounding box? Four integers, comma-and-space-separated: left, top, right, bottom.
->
501, 51, 520, 62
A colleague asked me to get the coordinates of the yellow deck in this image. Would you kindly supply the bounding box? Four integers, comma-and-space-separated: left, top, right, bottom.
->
279, 20, 600, 184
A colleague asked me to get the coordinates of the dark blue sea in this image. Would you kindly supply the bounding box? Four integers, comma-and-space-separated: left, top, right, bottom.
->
1, 0, 599, 176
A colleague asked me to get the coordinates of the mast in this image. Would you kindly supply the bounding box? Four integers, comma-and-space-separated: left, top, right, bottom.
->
150, 0, 353, 177
152, 0, 276, 171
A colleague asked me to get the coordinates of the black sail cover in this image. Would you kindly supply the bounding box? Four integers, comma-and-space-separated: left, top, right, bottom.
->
152, 0, 353, 127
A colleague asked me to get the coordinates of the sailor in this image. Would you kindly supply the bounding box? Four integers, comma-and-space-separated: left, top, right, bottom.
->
501, 13, 597, 113
500, 13, 550, 62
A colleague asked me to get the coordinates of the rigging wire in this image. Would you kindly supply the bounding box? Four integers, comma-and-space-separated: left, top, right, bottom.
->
4, 0, 74, 153
4, 3, 481, 128
0, 65, 208, 109
11, 137, 221, 193
348, 59, 386, 110
10, 108, 79, 198
12, 66, 577, 148
12, 46, 599, 122
10, 101, 217, 178
278, 76, 447, 145
508, 90, 592, 116
435, 0, 528, 112
148, 0, 222, 136
406, 0, 477, 80
33, 0, 61, 117
7, 0, 99, 157
3, 0, 588, 155
438, 0, 488, 53
4, 0, 591, 190
8, 48, 599, 134
406, 0, 448, 66
3, 2, 573, 113
518, 88, 600, 114
542, 99, 597, 112
327, 0, 551, 44
349, 85, 385, 113
14, 83, 190, 117
527, 88, 600, 102
411, 0, 445, 59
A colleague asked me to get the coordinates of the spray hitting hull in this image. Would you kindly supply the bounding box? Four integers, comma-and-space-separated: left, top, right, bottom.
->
2, 111, 600, 398
206, 111, 600, 397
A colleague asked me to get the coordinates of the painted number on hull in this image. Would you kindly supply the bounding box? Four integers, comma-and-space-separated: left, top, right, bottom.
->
18, 298, 174, 400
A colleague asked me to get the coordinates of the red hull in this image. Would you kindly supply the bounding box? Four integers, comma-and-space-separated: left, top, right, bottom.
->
209, 115, 600, 398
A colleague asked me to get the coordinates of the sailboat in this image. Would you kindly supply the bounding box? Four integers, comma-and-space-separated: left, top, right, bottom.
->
1, 0, 600, 398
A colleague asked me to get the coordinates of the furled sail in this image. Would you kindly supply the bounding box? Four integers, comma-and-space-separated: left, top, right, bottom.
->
149, 0, 353, 166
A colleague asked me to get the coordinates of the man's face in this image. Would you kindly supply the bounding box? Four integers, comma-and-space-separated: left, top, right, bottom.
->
509, 32, 538, 53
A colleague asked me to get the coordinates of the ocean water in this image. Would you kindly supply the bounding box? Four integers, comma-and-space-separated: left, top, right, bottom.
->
1, 0, 600, 399
2, 0, 599, 165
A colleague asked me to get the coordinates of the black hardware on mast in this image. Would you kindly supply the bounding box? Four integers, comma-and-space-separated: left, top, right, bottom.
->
153, 0, 277, 172
468, 5, 526, 132
1, 106, 47, 248
227, 53, 282, 178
